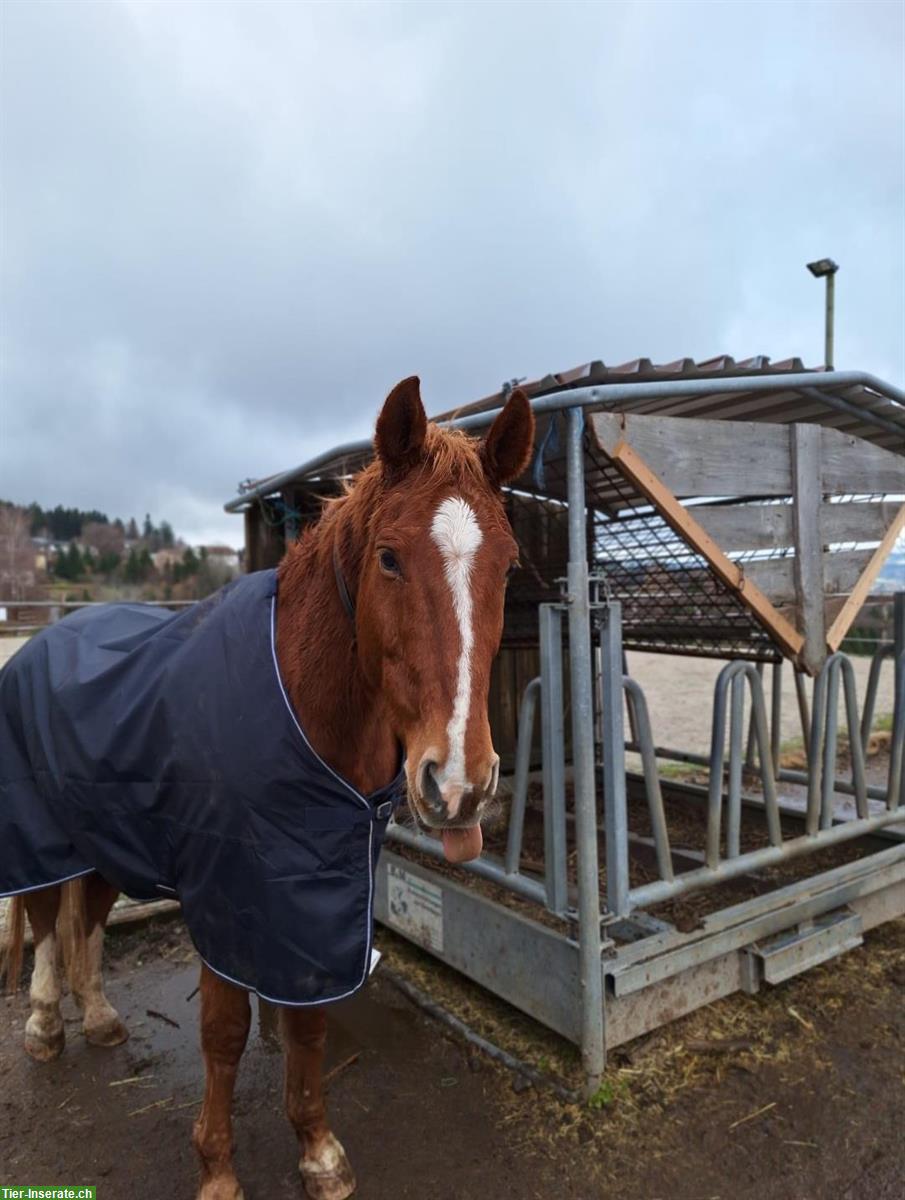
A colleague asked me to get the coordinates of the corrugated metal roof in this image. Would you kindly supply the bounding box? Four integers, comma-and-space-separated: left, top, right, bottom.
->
229, 358, 905, 507
430, 354, 816, 420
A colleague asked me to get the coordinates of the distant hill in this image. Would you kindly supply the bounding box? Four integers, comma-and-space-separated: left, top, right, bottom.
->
1, 499, 176, 548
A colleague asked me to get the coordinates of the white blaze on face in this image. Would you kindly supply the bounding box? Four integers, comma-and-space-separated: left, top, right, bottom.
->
430, 496, 483, 794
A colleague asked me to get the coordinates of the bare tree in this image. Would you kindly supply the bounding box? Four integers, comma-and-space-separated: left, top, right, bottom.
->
0, 505, 37, 600
83, 520, 125, 557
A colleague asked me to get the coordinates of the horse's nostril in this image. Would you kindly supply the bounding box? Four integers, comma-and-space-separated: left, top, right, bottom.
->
419, 760, 443, 812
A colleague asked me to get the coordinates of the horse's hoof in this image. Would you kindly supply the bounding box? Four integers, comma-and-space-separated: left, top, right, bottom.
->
300, 1132, 356, 1200
197, 1178, 245, 1200
25, 1023, 65, 1062
84, 1015, 129, 1047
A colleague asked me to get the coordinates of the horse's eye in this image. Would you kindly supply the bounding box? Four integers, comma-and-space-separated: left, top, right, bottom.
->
379, 549, 401, 577
506, 560, 520, 579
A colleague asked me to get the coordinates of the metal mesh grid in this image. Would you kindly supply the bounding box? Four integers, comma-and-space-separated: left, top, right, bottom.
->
584, 439, 782, 660
501, 435, 784, 661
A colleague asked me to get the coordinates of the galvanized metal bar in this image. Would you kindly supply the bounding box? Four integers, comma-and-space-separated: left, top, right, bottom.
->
791, 422, 827, 674
601, 603, 630, 917
538, 605, 569, 915
837, 656, 869, 819
888, 651, 904, 810
890, 597, 905, 809
888, 597, 902, 811
727, 673, 745, 858
628, 804, 905, 909
504, 676, 540, 877
771, 660, 783, 773
747, 666, 784, 848
820, 662, 842, 831
623, 740, 890, 803
565, 406, 606, 1096
616, 845, 905, 986
794, 669, 811, 746
387, 824, 549, 905
744, 662, 764, 770
861, 645, 893, 754
623, 651, 640, 747
623, 678, 673, 882
806, 664, 828, 836
224, 370, 905, 512
707, 665, 733, 867
615, 841, 905, 969
798, 385, 905, 440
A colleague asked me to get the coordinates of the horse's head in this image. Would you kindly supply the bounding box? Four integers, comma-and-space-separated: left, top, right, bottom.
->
354, 377, 534, 863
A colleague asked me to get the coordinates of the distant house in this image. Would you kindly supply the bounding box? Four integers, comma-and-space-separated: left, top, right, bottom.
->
30, 535, 62, 573
152, 547, 185, 571
202, 545, 240, 572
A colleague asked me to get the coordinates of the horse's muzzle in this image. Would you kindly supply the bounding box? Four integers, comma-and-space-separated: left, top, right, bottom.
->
413, 751, 499, 826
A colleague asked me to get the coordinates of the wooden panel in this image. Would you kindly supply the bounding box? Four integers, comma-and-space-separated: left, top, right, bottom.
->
601, 438, 804, 659
745, 549, 876, 603
692, 499, 900, 554
592, 412, 792, 496
691, 503, 794, 551
592, 412, 905, 500
820, 499, 902, 545
820, 428, 905, 494
827, 504, 905, 651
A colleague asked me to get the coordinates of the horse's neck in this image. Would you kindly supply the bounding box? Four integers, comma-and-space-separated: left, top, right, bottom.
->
275, 526, 398, 796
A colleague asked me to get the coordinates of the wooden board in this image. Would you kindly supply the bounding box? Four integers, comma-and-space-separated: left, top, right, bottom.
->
826, 504, 905, 651
592, 412, 905, 498
593, 412, 792, 496
744, 548, 877, 604
598, 437, 805, 660
820, 428, 905, 494
692, 499, 899, 554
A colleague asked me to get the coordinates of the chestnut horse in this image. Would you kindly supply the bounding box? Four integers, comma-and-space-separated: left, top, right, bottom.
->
1, 376, 535, 1200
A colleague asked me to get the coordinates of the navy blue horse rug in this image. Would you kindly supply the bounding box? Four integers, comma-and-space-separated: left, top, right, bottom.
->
0, 570, 404, 1005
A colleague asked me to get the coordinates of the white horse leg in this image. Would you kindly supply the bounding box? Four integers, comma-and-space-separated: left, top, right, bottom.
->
23, 885, 65, 1062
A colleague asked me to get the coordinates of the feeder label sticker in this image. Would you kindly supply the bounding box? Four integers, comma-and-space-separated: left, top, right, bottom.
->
386, 864, 444, 952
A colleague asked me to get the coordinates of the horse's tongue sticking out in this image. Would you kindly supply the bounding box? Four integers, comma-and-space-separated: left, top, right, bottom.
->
441, 826, 483, 863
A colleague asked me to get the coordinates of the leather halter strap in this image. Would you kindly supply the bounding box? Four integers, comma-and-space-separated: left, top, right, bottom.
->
333, 541, 356, 624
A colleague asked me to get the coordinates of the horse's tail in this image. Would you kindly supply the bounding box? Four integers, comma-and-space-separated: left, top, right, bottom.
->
59, 878, 88, 997
0, 894, 26, 994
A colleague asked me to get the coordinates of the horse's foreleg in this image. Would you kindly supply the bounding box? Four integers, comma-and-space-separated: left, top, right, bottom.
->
74, 874, 127, 1046
23, 884, 64, 1061
282, 1007, 356, 1200
193, 964, 250, 1200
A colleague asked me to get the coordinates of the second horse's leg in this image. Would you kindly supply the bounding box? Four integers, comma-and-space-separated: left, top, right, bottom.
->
22, 884, 64, 1062
282, 1006, 356, 1200
75, 874, 128, 1046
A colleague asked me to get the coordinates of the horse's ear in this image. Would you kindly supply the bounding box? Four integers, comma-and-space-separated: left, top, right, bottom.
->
480, 389, 535, 486
375, 376, 428, 479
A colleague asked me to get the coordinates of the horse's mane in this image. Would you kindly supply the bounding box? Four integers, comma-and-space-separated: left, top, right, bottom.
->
279, 423, 489, 586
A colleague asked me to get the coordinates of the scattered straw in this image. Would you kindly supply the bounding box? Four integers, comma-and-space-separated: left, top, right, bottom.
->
128, 1097, 172, 1117
323, 1052, 360, 1087
729, 1101, 777, 1131
787, 1007, 815, 1032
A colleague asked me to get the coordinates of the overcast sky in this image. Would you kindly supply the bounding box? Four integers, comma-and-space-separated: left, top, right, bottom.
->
2, 0, 903, 548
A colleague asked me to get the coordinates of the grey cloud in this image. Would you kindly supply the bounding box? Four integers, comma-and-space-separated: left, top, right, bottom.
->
2, 0, 902, 545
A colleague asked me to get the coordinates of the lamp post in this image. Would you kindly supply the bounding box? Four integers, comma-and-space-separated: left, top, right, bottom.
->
806, 258, 839, 370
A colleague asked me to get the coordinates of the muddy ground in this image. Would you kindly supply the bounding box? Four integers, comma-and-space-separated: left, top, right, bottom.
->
1, 914, 903, 1200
